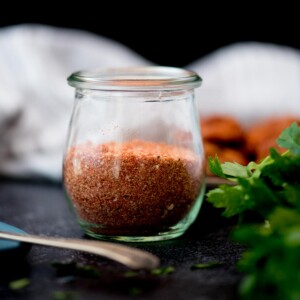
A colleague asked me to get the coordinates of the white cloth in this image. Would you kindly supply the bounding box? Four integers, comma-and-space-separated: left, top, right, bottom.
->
0, 25, 148, 179
0, 25, 299, 179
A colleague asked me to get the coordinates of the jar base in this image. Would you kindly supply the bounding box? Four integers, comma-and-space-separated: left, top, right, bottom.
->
82, 226, 186, 242
77, 188, 205, 242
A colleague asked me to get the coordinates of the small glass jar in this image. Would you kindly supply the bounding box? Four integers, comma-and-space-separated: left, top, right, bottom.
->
64, 66, 205, 242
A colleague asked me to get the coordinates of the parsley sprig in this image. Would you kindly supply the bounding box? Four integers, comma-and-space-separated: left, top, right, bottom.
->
207, 122, 300, 300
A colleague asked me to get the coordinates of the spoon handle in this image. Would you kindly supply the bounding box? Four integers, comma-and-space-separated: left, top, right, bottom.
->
0, 231, 159, 270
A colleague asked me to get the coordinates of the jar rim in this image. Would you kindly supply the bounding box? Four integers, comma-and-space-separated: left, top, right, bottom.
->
67, 66, 202, 91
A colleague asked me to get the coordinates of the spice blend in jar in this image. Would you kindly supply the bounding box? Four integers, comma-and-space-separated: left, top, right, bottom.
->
65, 66, 204, 241
64, 140, 203, 237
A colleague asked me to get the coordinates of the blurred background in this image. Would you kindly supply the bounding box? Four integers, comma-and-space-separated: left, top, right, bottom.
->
0, 5, 299, 179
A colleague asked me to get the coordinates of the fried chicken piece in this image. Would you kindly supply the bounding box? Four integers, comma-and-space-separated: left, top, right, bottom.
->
201, 115, 245, 144
246, 116, 300, 160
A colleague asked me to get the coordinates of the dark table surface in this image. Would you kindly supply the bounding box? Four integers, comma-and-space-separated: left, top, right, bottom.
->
0, 179, 243, 300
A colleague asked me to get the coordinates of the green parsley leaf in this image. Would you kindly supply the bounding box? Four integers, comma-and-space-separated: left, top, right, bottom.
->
221, 162, 250, 178
277, 122, 300, 155
233, 208, 300, 300
151, 266, 175, 276
208, 156, 226, 178
8, 278, 30, 290
207, 184, 251, 217
262, 148, 300, 187
123, 271, 139, 278
190, 262, 223, 270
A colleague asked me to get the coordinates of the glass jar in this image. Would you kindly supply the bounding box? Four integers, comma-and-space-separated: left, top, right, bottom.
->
64, 66, 205, 242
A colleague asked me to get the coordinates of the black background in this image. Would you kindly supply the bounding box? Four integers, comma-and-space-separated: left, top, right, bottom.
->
0, 5, 299, 66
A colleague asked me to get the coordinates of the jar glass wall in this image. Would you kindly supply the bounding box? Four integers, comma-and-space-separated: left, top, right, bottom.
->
63, 67, 205, 242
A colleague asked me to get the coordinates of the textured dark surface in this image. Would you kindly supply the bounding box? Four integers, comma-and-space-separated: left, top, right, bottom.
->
0, 179, 243, 299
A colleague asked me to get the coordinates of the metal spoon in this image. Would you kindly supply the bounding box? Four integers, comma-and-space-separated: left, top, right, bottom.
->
0, 231, 160, 270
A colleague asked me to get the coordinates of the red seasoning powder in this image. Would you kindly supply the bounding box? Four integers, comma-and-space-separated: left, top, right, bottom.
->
63, 140, 203, 236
